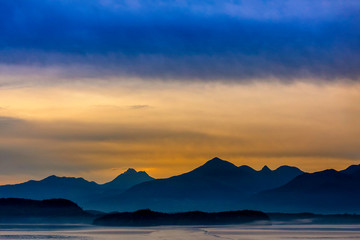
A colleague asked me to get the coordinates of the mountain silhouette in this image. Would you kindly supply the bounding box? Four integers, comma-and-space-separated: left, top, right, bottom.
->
87, 157, 303, 212
173, 157, 303, 194
340, 164, 360, 176
93, 209, 270, 226
251, 166, 360, 213
0, 176, 101, 205
102, 168, 154, 190
260, 165, 271, 173
0, 198, 92, 223
196, 157, 239, 172
0, 169, 154, 207
3, 158, 360, 214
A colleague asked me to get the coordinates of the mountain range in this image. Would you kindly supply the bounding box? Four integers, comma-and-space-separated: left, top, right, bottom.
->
87, 157, 303, 212
1, 157, 360, 213
250, 165, 360, 213
0, 168, 153, 207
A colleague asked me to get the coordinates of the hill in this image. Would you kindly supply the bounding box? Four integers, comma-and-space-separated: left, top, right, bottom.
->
0, 198, 93, 223
93, 209, 270, 226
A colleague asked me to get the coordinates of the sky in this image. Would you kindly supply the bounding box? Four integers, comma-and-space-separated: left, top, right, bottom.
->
0, 0, 359, 184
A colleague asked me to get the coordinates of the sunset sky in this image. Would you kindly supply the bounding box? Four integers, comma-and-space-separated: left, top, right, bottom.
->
0, 0, 359, 184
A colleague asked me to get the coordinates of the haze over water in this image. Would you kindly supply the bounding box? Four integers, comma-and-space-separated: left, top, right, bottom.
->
1, 225, 360, 240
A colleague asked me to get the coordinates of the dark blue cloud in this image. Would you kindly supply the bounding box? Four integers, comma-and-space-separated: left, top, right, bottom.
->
0, 0, 359, 81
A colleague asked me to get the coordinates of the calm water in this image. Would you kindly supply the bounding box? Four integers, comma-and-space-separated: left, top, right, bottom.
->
1, 224, 360, 239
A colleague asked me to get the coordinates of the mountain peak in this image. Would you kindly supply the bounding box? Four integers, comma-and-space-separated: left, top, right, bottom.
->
44, 175, 58, 180
41, 175, 93, 185
274, 165, 303, 175
260, 165, 271, 173
124, 168, 137, 175
203, 157, 237, 168
207, 157, 231, 164
115, 168, 153, 179
103, 168, 154, 189
190, 157, 238, 175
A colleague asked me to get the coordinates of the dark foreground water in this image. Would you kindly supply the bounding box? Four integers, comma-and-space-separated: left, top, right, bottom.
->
1, 224, 360, 239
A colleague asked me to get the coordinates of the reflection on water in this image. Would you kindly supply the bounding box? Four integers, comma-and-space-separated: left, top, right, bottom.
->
1, 224, 360, 240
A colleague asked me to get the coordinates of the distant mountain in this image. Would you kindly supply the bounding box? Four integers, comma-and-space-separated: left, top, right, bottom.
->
0, 198, 92, 223
6, 158, 360, 213
169, 157, 303, 195
0, 169, 154, 208
341, 164, 360, 176
0, 176, 102, 205
251, 166, 360, 213
88, 157, 303, 212
102, 168, 154, 190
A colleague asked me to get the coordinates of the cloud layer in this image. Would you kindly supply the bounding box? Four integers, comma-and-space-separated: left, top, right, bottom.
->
0, 82, 359, 183
0, 0, 360, 81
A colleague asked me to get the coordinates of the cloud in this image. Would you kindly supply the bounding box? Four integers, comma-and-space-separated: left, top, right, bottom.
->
0, 119, 216, 143
129, 105, 151, 110
0, 0, 359, 81
0, 116, 24, 127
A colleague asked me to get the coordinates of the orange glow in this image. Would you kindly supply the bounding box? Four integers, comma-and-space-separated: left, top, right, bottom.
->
0, 76, 359, 184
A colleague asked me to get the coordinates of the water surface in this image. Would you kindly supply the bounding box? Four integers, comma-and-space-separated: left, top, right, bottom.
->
1, 224, 360, 239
